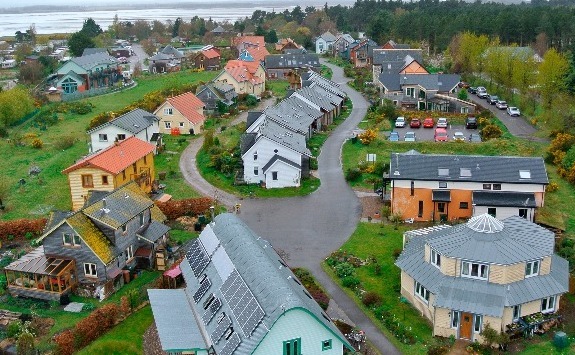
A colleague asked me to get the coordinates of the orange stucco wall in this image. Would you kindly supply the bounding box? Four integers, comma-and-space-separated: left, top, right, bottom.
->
392, 187, 473, 221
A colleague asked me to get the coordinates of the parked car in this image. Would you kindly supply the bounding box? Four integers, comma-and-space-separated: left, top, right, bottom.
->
410, 118, 421, 128
496, 100, 508, 109
458, 81, 470, 89
486, 95, 499, 104
467, 87, 477, 94
423, 117, 434, 128
389, 131, 400, 141
465, 116, 478, 129
507, 107, 521, 116
395, 116, 406, 128
434, 128, 448, 142
476, 87, 488, 98
453, 131, 465, 142
436, 117, 448, 128
469, 133, 482, 142
118, 56, 128, 64
404, 132, 416, 142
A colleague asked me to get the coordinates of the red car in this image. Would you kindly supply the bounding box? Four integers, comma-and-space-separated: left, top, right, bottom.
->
410, 118, 421, 128
423, 117, 434, 128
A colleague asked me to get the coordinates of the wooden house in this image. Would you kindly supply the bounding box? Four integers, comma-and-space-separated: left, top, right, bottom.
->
154, 92, 206, 135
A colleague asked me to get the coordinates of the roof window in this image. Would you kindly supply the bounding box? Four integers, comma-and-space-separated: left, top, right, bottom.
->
519, 170, 531, 179
460, 168, 472, 178
438, 168, 449, 177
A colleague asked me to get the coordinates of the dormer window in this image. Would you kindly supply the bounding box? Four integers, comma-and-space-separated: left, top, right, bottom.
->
525, 260, 540, 278
430, 249, 441, 268
461, 261, 488, 280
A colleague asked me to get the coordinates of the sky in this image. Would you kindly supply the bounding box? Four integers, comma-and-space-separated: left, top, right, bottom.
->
2, 0, 355, 8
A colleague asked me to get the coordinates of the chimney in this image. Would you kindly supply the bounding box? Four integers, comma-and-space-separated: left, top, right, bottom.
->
102, 198, 106, 208
210, 205, 215, 225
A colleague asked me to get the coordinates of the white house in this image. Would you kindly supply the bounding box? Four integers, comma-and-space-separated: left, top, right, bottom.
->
315, 31, 337, 54
87, 108, 161, 154
148, 213, 352, 354
241, 119, 311, 188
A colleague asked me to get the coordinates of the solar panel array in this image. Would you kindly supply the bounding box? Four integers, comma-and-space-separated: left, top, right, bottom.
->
220, 332, 241, 355
186, 239, 209, 277
202, 297, 222, 324
211, 315, 232, 344
220, 269, 265, 337
193, 277, 211, 303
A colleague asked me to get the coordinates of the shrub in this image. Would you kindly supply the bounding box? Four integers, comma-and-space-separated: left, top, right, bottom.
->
358, 129, 377, 145
155, 197, 213, 220
16, 330, 35, 355
481, 322, 499, 347
480, 124, 503, 140
54, 135, 76, 150
362, 291, 382, 307
0, 126, 8, 137
345, 168, 362, 182
54, 330, 75, 355
546, 182, 559, 192
341, 276, 360, 288
30, 138, 42, 149
334, 262, 355, 278
7, 320, 21, 338
0, 218, 46, 243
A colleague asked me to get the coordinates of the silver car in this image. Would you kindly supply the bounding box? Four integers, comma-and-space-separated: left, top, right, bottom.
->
436, 117, 448, 128
404, 132, 416, 142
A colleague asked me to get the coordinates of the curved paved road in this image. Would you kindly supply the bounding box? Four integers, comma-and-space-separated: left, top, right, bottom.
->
180, 63, 400, 354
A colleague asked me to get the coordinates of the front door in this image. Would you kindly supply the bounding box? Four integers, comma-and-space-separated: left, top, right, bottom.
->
460, 312, 473, 340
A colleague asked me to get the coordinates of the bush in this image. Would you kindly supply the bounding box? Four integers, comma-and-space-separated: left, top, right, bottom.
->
0, 218, 46, 243
334, 262, 355, 278
547, 182, 559, 192
480, 124, 503, 140
155, 197, 213, 220
362, 291, 382, 307
31, 138, 43, 149
341, 276, 360, 288
345, 168, 362, 182
54, 135, 76, 150
358, 129, 377, 145
481, 322, 499, 347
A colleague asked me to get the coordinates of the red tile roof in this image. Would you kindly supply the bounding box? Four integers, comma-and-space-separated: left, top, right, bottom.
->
224, 60, 264, 85
166, 92, 206, 125
232, 36, 265, 48
202, 48, 220, 59
246, 46, 269, 62
62, 137, 155, 175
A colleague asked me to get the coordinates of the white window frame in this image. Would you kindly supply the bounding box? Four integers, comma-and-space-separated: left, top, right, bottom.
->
525, 260, 540, 278
406, 87, 415, 98
451, 310, 460, 328
430, 249, 441, 268
63, 233, 81, 246
272, 171, 278, 180
179, 122, 185, 127
414, 281, 430, 304
164, 107, 173, 115
254, 167, 259, 175
512, 305, 521, 322
253, 151, 258, 161
541, 296, 556, 313
84, 263, 97, 277
98, 133, 108, 142
125, 245, 134, 261
473, 314, 482, 333
164, 121, 171, 129
438, 182, 448, 189
461, 261, 489, 280
139, 212, 145, 226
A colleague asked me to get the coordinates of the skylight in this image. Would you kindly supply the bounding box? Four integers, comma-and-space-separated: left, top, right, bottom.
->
460, 168, 472, 178
438, 168, 449, 177
519, 170, 531, 179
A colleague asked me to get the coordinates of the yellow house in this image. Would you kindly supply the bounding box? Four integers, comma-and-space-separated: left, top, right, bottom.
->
214, 60, 266, 97
154, 92, 206, 135
62, 137, 156, 211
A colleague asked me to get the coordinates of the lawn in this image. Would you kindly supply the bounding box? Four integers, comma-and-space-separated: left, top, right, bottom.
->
155, 135, 201, 200
0, 70, 215, 220
266, 79, 290, 98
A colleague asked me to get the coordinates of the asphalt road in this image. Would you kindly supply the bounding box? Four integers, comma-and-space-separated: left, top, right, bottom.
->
180, 63, 401, 354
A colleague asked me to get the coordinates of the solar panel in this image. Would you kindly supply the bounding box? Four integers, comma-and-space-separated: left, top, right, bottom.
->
193, 277, 211, 303
210, 315, 231, 344
219, 332, 240, 355
186, 239, 209, 277
202, 297, 222, 324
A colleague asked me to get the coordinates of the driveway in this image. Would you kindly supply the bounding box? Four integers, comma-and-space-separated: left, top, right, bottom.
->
179, 63, 400, 354
128, 44, 148, 72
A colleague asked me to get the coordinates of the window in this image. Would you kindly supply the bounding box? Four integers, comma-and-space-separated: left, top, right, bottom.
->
474, 315, 482, 333
418, 201, 423, 218
179, 122, 184, 127
98, 133, 108, 142
133, 163, 137, 173
406, 87, 415, 98
460, 168, 472, 177
121, 225, 127, 234
63, 233, 81, 246
461, 107, 469, 114
61, 77, 78, 93
410, 181, 415, 196
254, 167, 259, 175
493, 183, 501, 190
253, 151, 258, 161
513, 305, 521, 321
164, 121, 171, 129
460, 202, 469, 209
81, 174, 93, 188
122, 171, 126, 180
414, 281, 430, 303
483, 184, 491, 190
272, 171, 278, 180
102, 175, 109, 185
461, 261, 489, 280
519, 170, 531, 179
519, 208, 528, 219
438, 168, 449, 176
525, 260, 540, 277
139, 212, 145, 226
164, 108, 173, 115
437, 202, 446, 213
283, 338, 301, 355
431, 249, 441, 268
322, 339, 332, 351
117, 134, 126, 141
84, 263, 97, 277
487, 207, 496, 217
438, 182, 448, 188
541, 296, 556, 313
451, 311, 460, 328
125, 245, 134, 261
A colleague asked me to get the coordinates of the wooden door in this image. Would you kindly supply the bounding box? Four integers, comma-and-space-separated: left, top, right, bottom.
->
460, 312, 473, 340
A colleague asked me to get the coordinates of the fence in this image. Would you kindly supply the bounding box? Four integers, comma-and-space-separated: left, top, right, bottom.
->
62, 81, 135, 102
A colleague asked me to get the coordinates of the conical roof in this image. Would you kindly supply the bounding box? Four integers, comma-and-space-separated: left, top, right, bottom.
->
466, 213, 504, 233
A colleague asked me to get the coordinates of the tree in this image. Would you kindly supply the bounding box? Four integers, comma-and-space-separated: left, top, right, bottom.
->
172, 17, 182, 38
537, 48, 569, 108
80, 18, 103, 38
68, 31, 95, 57
18, 62, 45, 84
265, 30, 278, 44
0, 87, 36, 127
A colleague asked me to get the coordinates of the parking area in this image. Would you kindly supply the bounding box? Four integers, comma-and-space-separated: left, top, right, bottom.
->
386, 125, 480, 142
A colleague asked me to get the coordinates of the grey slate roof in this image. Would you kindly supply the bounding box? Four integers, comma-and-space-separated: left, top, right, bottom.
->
373, 48, 423, 72
138, 221, 170, 243
82, 48, 108, 56
148, 52, 172, 61
87, 108, 159, 134
161, 45, 184, 58
258, 119, 311, 156
309, 83, 344, 106
432, 190, 451, 202
240, 132, 257, 155
71, 51, 118, 70
149, 213, 351, 354
43, 211, 73, 233
301, 71, 346, 98
292, 86, 335, 112
264, 53, 320, 69
262, 154, 301, 173
396, 215, 569, 316
246, 111, 263, 129
378, 73, 460, 92
319, 31, 337, 42
389, 151, 549, 184
85, 190, 110, 206
473, 191, 537, 207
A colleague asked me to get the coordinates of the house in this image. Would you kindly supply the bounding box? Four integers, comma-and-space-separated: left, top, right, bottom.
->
149, 213, 352, 354
264, 53, 321, 80
87, 108, 161, 154
149, 45, 185, 73
214, 60, 266, 97
238, 46, 270, 64
54, 51, 121, 94
332, 33, 355, 58
62, 137, 156, 211
110, 47, 132, 58
231, 35, 265, 56
1, 59, 16, 69
388, 151, 548, 222
196, 82, 238, 113
154, 92, 206, 135
378, 73, 462, 111
289, 85, 343, 128
349, 38, 379, 67
241, 119, 312, 188
315, 31, 337, 54
4, 181, 169, 302
192, 46, 221, 70
372, 48, 424, 84
396, 214, 568, 342
211, 25, 226, 35
275, 38, 301, 53
82, 48, 108, 56
381, 40, 411, 50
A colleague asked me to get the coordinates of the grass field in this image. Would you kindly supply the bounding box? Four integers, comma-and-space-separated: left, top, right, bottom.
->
0, 70, 216, 220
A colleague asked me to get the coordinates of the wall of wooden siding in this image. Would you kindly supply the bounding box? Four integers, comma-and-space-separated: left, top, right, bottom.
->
68, 168, 115, 211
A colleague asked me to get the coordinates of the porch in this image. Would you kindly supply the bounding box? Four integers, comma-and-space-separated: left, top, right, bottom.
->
4, 246, 76, 302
